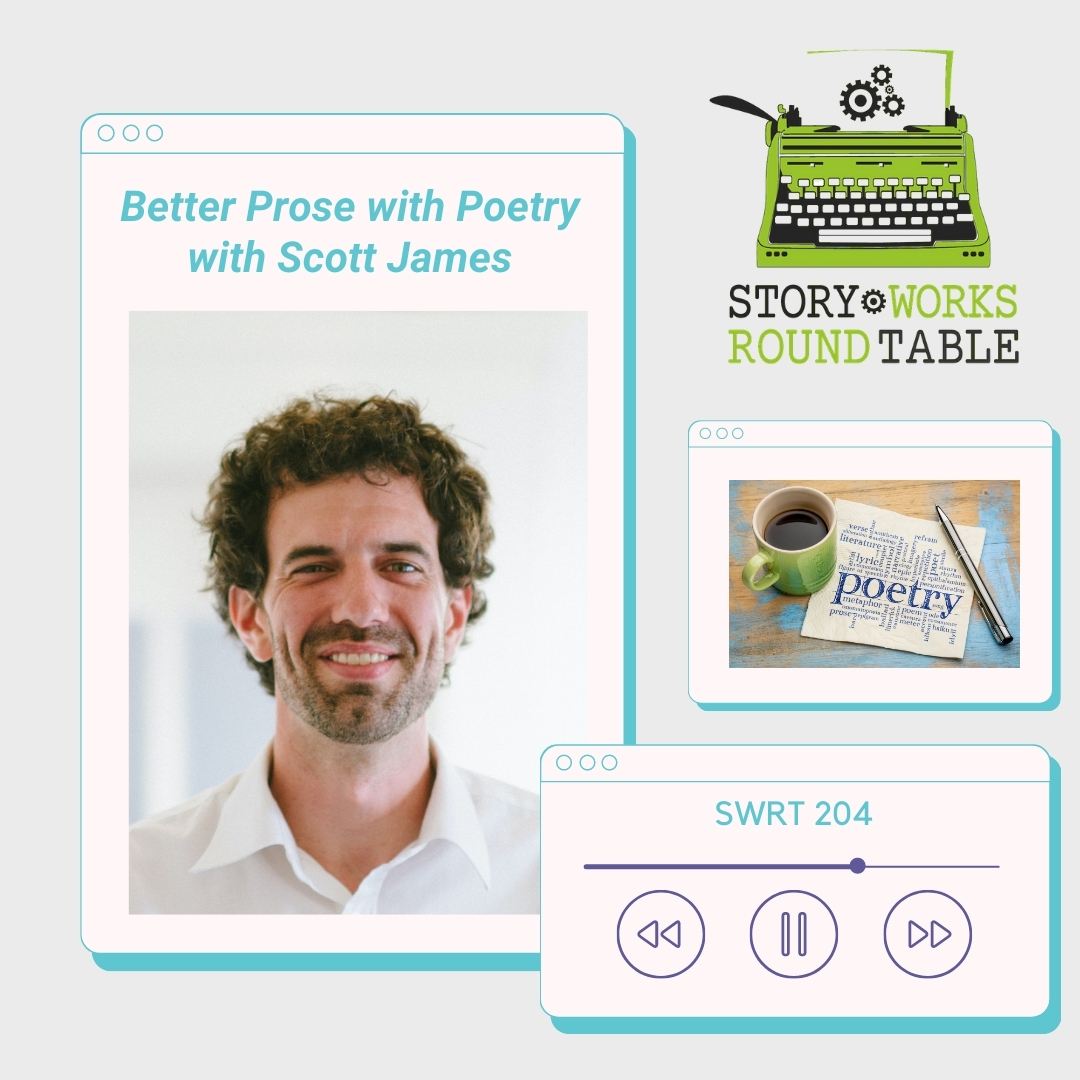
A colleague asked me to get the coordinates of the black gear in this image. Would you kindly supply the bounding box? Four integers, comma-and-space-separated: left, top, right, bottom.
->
871, 64, 892, 84
861, 288, 886, 315
883, 93, 905, 117
840, 80, 881, 122
885, 84, 895, 94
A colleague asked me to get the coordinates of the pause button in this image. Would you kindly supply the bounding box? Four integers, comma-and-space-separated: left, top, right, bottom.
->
750, 890, 838, 978
780, 910, 809, 958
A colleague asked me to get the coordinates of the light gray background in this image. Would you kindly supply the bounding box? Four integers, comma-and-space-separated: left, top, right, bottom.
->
7, 3, 1074, 1076
129, 311, 587, 820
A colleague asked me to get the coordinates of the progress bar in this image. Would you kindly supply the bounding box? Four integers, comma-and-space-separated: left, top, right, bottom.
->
583, 858, 999, 874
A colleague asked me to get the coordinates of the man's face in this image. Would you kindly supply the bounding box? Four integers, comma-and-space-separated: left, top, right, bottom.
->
230, 473, 470, 745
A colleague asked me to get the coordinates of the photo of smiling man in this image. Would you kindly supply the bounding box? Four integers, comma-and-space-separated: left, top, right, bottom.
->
130, 395, 539, 914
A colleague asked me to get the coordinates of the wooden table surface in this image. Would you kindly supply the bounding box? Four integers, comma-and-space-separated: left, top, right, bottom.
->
728, 479, 1020, 668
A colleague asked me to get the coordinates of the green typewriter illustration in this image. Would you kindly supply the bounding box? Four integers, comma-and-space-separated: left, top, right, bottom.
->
711, 63, 990, 268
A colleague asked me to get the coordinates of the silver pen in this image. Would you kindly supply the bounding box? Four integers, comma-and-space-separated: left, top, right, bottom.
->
935, 505, 1013, 645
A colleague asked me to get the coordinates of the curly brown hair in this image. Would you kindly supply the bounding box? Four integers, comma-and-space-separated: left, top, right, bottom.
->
202, 395, 494, 694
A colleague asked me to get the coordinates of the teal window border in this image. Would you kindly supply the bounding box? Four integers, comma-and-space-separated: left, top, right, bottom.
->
82, 112, 637, 973
543, 749, 1059, 1034
683, 424, 1059, 715
96, 953, 541, 972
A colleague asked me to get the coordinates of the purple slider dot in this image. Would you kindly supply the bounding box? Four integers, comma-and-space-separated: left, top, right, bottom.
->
849, 858, 866, 874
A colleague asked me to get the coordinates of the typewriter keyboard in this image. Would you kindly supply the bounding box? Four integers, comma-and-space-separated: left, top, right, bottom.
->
768, 174, 979, 247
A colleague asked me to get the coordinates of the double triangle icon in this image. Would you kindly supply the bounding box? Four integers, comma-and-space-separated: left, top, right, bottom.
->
637, 919, 682, 949
908, 919, 951, 949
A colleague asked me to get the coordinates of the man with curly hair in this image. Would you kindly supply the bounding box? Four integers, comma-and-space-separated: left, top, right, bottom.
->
130, 396, 539, 914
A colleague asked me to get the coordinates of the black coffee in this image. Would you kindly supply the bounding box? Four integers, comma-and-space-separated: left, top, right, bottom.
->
764, 508, 829, 551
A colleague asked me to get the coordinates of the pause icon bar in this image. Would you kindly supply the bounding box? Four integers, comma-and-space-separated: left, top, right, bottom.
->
780, 910, 808, 958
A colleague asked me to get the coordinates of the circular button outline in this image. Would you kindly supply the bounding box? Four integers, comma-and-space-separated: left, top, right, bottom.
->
716, 427, 729, 439
749, 889, 838, 979
601, 754, 618, 771
616, 889, 706, 979
579, 753, 596, 771
883, 889, 972, 979
122, 124, 140, 142
96, 124, 115, 142
554, 754, 572, 771
145, 124, 164, 142
732, 426, 745, 439
698, 427, 712, 439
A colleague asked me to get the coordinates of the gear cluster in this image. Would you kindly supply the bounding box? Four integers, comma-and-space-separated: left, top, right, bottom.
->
839, 64, 905, 122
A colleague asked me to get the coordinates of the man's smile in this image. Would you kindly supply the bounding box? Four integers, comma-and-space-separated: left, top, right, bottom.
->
326, 651, 394, 666
316, 641, 402, 680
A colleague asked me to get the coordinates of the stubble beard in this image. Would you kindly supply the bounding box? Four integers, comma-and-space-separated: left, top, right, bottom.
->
273, 623, 444, 745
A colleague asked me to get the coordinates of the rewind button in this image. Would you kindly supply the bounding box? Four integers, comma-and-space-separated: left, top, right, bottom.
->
617, 891, 705, 978
638, 919, 682, 949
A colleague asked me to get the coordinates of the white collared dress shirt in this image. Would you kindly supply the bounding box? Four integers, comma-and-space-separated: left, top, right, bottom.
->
129, 741, 538, 914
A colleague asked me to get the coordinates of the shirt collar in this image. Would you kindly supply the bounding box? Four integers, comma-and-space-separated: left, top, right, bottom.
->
190, 736, 491, 891
190, 740, 314, 883
420, 739, 491, 888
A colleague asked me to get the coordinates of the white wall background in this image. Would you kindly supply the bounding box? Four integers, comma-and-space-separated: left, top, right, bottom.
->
129, 311, 588, 818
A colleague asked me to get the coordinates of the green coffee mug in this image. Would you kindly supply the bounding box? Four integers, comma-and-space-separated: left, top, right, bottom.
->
741, 486, 837, 596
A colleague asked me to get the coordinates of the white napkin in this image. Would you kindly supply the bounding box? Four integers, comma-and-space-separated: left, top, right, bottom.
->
801, 499, 985, 660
